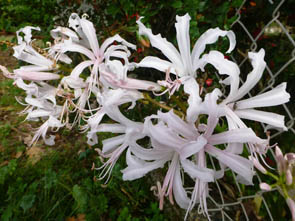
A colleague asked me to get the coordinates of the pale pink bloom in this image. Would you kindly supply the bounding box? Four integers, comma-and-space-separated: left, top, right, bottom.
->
259, 182, 272, 191
274, 146, 294, 186
276, 146, 285, 175
203, 49, 291, 131
122, 98, 261, 216
55, 13, 159, 92
85, 88, 143, 145
136, 14, 235, 78
29, 116, 64, 146
287, 198, 295, 221
93, 105, 144, 183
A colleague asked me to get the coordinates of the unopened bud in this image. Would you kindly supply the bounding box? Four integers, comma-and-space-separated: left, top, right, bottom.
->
259, 182, 271, 191
286, 198, 295, 221
286, 168, 293, 186
275, 146, 285, 175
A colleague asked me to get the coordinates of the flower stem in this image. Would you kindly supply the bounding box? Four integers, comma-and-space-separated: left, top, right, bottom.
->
141, 93, 185, 118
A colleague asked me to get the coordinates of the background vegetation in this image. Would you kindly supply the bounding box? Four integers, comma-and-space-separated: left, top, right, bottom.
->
0, 0, 294, 220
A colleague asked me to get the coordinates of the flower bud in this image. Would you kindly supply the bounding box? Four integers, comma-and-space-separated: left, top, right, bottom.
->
286, 168, 293, 186
286, 198, 295, 221
275, 146, 285, 175
259, 182, 271, 191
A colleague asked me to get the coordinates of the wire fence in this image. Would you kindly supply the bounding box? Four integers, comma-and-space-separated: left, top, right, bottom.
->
203, 1, 294, 220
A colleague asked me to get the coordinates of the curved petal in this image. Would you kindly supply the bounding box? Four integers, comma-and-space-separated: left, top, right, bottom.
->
205, 144, 254, 185
129, 141, 173, 160
100, 34, 136, 55
180, 135, 207, 160
181, 159, 215, 182
157, 110, 198, 139
234, 109, 287, 130
57, 43, 95, 60
70, 60, 94, 78
102, 135, 125, 154
172, 162, 190, 209
79, 17, 100, 57
232, 49, 266, 102
122, 149, 168, 181
137, 18, 184, 73
183, 78, 202, 123
236, 82, 290, 109
209, 127, 263, 145
191, 28, 236, 66
198, 51, 240, 102
137, 56, 176, 74
175, 14, 193, 75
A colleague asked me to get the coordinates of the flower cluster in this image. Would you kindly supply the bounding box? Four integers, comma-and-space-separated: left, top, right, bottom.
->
254, 146, 295, 220
0, 13, 291, 220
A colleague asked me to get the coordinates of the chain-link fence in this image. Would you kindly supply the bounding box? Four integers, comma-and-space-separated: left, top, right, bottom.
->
202, 1, 294, 220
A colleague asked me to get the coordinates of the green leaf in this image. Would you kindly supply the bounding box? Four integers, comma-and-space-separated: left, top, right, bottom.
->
72, 185, 88, 211
172, 1, 183, 8
20, 194, 36, 212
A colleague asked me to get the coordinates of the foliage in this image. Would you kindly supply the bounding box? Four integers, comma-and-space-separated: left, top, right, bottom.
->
0, 0, 57, 41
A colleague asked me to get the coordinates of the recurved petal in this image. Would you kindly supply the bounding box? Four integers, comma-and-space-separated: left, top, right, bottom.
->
198, 51, 240, 102
209, 127, 263, 145
183, 78, 202, 123
232, 49, 266, 102
80, 17, 100, 57
205, 144, 254, 185
137, 18, 184, 73
100, 34, 136, 55
236, 82, 290, 109
70, 60, 94, 79
172, 162, 190, 209
181, 159, 215, 182
137, 56, 176, 74
14, 70, 60, 81
234, 109, 287, 131
180, 136, 207, 160
122, 149, 168, 180
191, 28, 236, 66
56, 42, 95, 60
175, 13, 193, 75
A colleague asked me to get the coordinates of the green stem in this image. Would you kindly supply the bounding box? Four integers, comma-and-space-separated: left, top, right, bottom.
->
266, 171, 279, 181
141, 93, 185, 118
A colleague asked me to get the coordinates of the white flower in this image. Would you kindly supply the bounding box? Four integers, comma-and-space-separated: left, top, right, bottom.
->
136, 13, 235, 78
56, 13, 160, 92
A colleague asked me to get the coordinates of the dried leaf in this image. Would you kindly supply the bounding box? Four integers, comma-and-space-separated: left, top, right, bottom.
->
26, 146, 45, 165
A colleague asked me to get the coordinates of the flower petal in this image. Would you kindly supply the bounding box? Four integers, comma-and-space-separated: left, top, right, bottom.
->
175, 14, 193, 75
102, 135, 126, 154
234, 109, 287, 130
100, 34, 136, 55
205, 144, 254, 184
198, 51, 240, 102
209, 127, 263, 145
236, 82, 290, 109
181, 159, 215, 182
232, 49, 266, 101
180, 135, 207, 160
137, 56, 176, 74
137, 18, 184, 74
172, 162, 190, 209
183, 78, 202, 123
122, 149, 168, 180
191, 28, 236, 67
